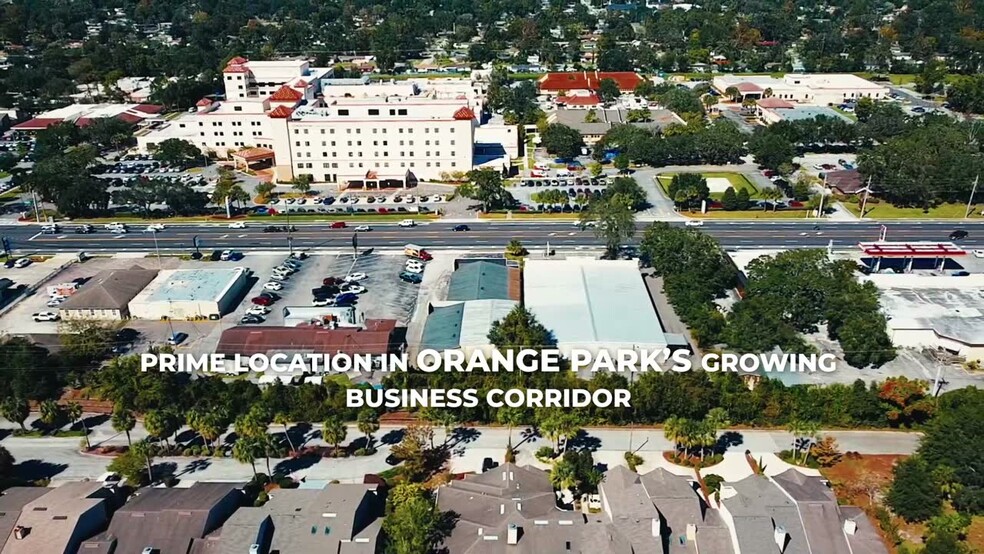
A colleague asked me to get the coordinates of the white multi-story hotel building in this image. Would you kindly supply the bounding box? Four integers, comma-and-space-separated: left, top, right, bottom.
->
136, 57, 508, 185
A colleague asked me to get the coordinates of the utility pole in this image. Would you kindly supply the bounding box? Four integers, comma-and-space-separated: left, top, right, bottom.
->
858, 177, 873, 220
816, 175, 828, 219
966, 175, 979, 219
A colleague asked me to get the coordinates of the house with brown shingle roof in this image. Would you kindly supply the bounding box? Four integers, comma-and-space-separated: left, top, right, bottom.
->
60, 267, 159, 320
0, 482, 111, 554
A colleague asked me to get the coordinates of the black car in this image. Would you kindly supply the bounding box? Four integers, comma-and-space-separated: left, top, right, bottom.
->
75, 225, 95, 234
264, 226, 282, 233
451, 224, 470, 232
950, 230, 969, 240
240, 315, 264, 324
259, 291, 280, 300
209, 250, 223, 261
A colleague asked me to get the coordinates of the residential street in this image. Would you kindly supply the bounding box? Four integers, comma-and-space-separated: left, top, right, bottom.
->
0, 417, 921, 483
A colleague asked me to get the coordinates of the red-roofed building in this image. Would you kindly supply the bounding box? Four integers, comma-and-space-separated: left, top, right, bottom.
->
755, 97, 794, 109
196, 98, 213, 107
215, 319, 402, 358
557, 93, 601, 107
268, 105, 294, 118
131, 104, 163, 114
227, 56, 248, 65
12, 103, 163, 132
12, 118, 65, 131
452, 106, 476, 120
269, 85, 304, 102
538, 71, 644, 94
223, 64, 248, 73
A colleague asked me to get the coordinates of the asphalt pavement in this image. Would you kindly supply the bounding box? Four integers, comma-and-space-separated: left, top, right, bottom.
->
5, 220, 984, 254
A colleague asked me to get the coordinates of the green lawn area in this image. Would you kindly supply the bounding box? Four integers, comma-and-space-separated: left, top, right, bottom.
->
657, 172, 761, 200
480, 212, 578, 220
842, 201, 984, 220
0, 171, 10, 179
76, 213, 439, 224
686, 209, 811, 219
831, 106, 858, 122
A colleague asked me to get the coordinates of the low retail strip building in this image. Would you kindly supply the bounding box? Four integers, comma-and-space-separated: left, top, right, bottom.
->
136, 57, 518, 184
711, 74, 889, 106
127, 267, 250, 320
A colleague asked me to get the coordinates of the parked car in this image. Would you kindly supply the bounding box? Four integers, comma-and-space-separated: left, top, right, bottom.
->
344, 272, 367, 282
220, 250, 235, 261
246, 305, 271, 316
340, 283, 366, 294
323, 277, 343, 286
240, 314, 264, 324
312, 297, 334, 307
399, 270, 423, 284
973, 250, 984, 258
334, 292, 358, 305
166, 332, 188, 345
251, 296, 274, 306
33, 311, 60, 322
263, 282, 283, 291
13, 258, 32, 268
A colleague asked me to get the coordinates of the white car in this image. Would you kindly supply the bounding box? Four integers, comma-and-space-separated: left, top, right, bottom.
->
145, 223, 165, 232
685, 220, 704, 227
13, 258, 32, 268
355, 225, 372, 232
104, 222, 127, 229
274, 265, 297, 274
576, 221, 597, 228
263, 282, 283, 291
220, 250, 234, 261
341, 284, 367, 294
33, 311, 60, 322
344, 272, 367, 282
398, 219, 416, 227
246, 305, 271, 316
405, 260, 425, 274
974, 250, 984, 258
46, 298, 64, 308
269, 273, 289, 282
228, 221, 247, 229
312, 297, 334, 307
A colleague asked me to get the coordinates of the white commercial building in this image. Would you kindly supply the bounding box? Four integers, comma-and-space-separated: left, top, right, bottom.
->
128, 267, 250, 320
866, 273, 984, 362
712, 74, 889, 106
135, 56, 510, 184
523, 258, 688, 359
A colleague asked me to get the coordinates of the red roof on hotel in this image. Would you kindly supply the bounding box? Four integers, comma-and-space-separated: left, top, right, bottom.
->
227, 56, 248, 65
268, 105, 294, 118
269, 85, 303, 102
75, 117, 95, 127
453, 106, 475, 120
12, 118, 65, 130
215, 320, 399, 356
538, 71, 644, 92
196, 98, 213, 107
116, 112, 143, 124
224, 64, 248, 73
293, 79, 308, 88
557, 93, 601, 106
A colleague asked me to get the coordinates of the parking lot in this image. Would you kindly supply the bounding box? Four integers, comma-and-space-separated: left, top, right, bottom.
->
508, 175, 609, 212
266, 189, 451, 216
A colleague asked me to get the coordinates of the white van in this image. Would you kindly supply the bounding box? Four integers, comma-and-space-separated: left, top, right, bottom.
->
398, 219, 416, 228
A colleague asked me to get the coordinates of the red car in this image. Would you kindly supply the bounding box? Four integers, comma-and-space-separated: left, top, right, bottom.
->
323, 277, 342, 286
251, 296, 273, 306
377, 207, 389, 214
763, 169, 776, 177
330, 221, 347, 229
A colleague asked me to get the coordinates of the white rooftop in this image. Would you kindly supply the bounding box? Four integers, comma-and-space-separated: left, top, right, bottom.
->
523, 258, 668, 350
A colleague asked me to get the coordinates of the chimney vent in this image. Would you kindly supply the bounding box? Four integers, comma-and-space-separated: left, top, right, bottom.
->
774, 524, 789, 553
843, 520, 857, 535
13, 526, 28, 540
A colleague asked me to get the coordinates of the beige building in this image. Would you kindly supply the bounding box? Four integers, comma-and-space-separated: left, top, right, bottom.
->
136, 57, 501, 184
59, 267, 159, 320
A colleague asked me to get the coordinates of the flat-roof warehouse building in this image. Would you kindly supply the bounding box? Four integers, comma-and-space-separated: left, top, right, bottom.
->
128, 268, 250, 320
523, 258, 687, 359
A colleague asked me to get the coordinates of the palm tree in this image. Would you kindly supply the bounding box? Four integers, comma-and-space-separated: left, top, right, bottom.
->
496, 406, 525, 444
761, 187, 784, 211
322, 417, 347, 457
763, 87, 774, 98
799, 421, 821, 465
66, 401, 89, 449
663, 416, 684, 454
144, 410, 168, 449
213, 169, 247, 218
130, 440, 155, 484
38, 400, 62, 432
549, 458, 578, 491
724, 86, 740, 102
232, 436, 260, 478
356, 409, 380, 449
111, 404, 136, 447
274, 412, 296, 454
257, 433, 278, 476
0, 398, 29, 431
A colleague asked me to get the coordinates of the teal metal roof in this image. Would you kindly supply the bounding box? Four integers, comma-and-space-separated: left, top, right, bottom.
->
447, 261, 509, 301
420, 304, 465, 351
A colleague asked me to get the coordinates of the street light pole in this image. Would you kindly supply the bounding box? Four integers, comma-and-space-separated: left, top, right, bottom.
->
966, 174, 979, 219
151, 228, 162, 268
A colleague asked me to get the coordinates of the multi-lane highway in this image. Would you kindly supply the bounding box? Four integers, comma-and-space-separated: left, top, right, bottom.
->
4, 220, 984, 254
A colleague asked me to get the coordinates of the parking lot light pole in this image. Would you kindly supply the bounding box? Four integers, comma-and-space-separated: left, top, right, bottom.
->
151, 228, 162, 268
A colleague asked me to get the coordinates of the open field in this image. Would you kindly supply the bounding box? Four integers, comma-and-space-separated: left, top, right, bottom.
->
657, 172, 761, 200
685, 209, 811, 219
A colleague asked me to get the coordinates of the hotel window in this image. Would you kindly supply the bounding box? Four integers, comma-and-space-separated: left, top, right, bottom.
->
331, 141, 336, 146
451, 162, 456, 167
368, 109, 379, 116
304, 129, 309, 134
424, 128, 429, 134
338, 109, 349, 116
322, 152, 327, 157
401, 162, 405, 167
409, 152, 414, 157
293, 129, 299, 134
398, 109, 407, 116
435, 141, 440, 146
332, 163, 338, 168
372, 128, 378, 134
436, 162, 441, 167
384, 152, 388, 157
425, 140, 430, 146
234, 106, 242, 112
373, 141, 378, 146
347, 141, 352, 146
450, 140, 455, 145
389, 109, 396, 115
321, 129, 325, 134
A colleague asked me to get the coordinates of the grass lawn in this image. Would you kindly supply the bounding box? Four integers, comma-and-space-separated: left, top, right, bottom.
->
0, 171, 10, 179
76, 213, 439, 224
842, 202, 984, 220
657, 172, 761, 200
0, 189, 21, 201
480, 212, 579, 220
686, 209, 811, 219
831, 106, 858, 122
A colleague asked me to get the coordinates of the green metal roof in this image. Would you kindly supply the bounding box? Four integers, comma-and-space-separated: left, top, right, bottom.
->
447, 261, 509, 302
420, 304, 465, 351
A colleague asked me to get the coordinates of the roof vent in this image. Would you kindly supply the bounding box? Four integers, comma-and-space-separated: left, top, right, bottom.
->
507, 524, 520, 545
142, 548, 155, 554
13, 526, 28, 540
774, 524, 789, 553
843, 520, 857, 535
